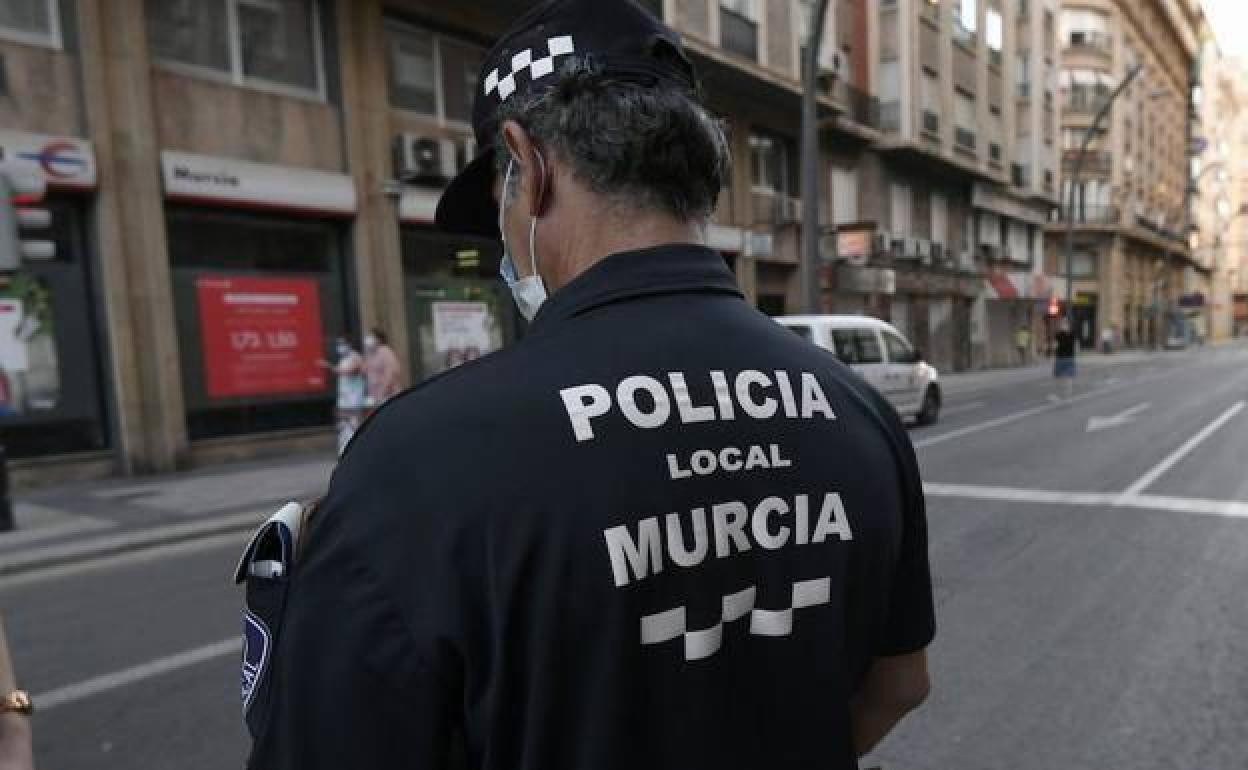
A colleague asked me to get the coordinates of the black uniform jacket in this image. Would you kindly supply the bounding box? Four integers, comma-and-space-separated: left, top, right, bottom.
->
241, 243, 935, 770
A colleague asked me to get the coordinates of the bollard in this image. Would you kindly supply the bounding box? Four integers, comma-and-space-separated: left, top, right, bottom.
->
0, 444, 13, 533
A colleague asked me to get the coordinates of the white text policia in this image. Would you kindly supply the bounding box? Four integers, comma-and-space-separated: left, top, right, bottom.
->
559, 370, 837, 442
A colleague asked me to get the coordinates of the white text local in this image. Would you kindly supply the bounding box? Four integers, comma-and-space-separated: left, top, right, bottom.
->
560, 370, 836, 442
604, 492, 854, 587
667, 444, 791, 480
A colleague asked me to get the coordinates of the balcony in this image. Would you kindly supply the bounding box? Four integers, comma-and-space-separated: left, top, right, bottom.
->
1065, 30, 1112, 58
955, 127, 976, 153
720, 8, 758, 61
1062, 149, 1112, 175
824, 79, 881, 129
751, 190, 801, 226
880, 101, 901, 133
1051, 204, 1120, 225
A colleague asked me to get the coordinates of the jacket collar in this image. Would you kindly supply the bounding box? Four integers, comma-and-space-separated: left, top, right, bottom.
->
527, 243, 743, 332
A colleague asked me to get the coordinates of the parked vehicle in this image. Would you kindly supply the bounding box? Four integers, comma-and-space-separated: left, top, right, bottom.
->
775, 315, 942, 425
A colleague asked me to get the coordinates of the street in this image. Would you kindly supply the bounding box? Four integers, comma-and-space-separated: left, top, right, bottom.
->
6, 343, 1248, 769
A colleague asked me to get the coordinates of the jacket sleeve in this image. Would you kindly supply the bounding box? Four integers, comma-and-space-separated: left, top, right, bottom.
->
245, 425, 466, 769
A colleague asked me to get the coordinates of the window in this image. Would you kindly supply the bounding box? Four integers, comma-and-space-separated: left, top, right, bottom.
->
720, 0, 759, 61
831, 167, 859, 225
0, 0, 61, 47
787, 324, 813, 340
891, 182, 912, 233
986, 8, 1004, 54
883, 331, 914, 363
1060, 8, 1110, 51
931, 192, 948, 245
853, 330, 884, 364
954, 0, 977, 43
386, 21, 484, 123
749, 133, 789, 195
146, 0, 325, 97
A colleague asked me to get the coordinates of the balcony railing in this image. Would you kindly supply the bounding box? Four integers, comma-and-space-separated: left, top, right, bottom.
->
879, 101, 901, 133
1062, 149, 1112, 175
1052, 204, 1120, 225
1065, 31, 1112, 56
824, 79, 881, 129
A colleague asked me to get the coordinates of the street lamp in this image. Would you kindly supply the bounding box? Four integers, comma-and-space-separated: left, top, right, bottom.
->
800, 0, 831, 314
1063, 65, 1144, 326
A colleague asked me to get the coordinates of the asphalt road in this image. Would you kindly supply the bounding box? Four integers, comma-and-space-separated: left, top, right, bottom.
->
6, 343, 1248, 769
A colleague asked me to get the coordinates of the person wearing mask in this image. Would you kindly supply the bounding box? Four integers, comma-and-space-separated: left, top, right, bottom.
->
320, 336, 366, 455
238, 2, 934, 768
363, 328, 403, 411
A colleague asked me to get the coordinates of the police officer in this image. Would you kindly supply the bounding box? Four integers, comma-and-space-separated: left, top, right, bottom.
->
239, 1, 934, 767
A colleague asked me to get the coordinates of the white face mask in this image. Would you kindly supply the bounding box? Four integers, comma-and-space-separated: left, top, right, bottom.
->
498, 159, 548, 321
364, 335, 378, 351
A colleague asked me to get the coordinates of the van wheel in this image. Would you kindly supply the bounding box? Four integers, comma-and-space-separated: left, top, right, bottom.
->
916, 386, 941, 426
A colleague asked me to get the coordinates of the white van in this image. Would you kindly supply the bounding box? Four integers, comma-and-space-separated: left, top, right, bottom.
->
775, 315, 942, 425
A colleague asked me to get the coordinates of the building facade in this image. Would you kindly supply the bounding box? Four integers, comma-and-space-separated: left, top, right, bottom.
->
0, 0, 1062, 482
1196, 47, 1248, 340
1046, 0, 1205, 351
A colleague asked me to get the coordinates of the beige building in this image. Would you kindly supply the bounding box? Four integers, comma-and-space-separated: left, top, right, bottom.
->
1047, 0, 1204, 349
1196, 47, 1248, 340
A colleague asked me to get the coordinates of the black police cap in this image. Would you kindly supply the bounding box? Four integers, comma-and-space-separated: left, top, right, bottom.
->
434, 0, 697, 239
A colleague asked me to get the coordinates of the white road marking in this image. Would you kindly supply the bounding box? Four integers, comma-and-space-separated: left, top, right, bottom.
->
34, 638, 241, 711
1119, 401, 1245, 498
940, 400, 986, 417
1086, 402, 1151, 433
914, 365, 1198, 449
924, 482, 1248, 519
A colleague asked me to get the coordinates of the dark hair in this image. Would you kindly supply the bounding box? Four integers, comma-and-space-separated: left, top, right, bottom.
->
494, 58, 730, 222
370, 328, 388, 345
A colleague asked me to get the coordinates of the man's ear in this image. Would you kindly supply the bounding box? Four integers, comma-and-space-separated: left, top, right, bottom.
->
500, 119, 551, 218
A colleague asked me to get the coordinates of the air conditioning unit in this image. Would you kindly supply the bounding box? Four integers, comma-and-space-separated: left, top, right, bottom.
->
443, 137, 477, 176
891, 237, 911, 259
395, 134, 446, 185
979, 243, 1001, 262
958, 250, 976, 272
911, 237, 931, 264
777, 196, 801, 224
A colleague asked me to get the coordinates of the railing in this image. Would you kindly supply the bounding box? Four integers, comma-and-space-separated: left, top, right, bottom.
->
879, 101, 901, 133
1051, 204, 1120, 225
1062, 149, 1112, 174
719, 8, 758, 61
825, 79, 881, 129
1065, 31, 1112, 56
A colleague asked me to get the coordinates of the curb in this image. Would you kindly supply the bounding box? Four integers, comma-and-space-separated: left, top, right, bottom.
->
0, 510, 264, 578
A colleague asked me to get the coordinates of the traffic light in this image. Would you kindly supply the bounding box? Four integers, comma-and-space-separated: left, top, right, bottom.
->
0, 165, 56, 272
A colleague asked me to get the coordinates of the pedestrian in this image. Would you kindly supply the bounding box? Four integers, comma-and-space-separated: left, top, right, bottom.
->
1015, 323, 1032, 365
1100, 326, 1114, 355
320, 336, 366, 456
0, 616, 34, 770
238, 2, 934, 768
363, 328, 402, 412
1054, 318, 1077, 400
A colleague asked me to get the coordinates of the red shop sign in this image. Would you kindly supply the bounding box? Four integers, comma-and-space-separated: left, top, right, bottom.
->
196, 276, 327, 399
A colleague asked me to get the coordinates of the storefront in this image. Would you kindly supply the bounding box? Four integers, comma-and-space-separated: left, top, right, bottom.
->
982, 269, 1051, 367
0, 131, 111, 459
399, 187, 516, 384
161, 152, 357, 441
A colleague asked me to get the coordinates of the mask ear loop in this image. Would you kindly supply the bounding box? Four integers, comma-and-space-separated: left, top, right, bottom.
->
528, 149, 549, 280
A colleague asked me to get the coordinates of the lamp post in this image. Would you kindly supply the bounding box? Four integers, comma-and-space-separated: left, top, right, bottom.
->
800, 0, 831, 314
1062, 64, 1144, 332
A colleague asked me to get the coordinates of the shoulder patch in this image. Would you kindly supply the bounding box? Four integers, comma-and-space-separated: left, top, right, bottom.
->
241, 609, 271, 712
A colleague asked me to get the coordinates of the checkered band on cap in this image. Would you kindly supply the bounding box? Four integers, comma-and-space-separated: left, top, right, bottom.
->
483, 35, 577, 102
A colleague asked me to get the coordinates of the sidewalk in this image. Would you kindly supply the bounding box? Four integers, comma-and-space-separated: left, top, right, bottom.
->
0, 452, 335, 576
